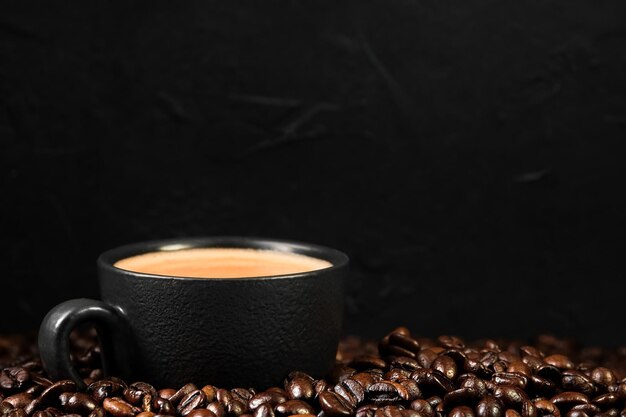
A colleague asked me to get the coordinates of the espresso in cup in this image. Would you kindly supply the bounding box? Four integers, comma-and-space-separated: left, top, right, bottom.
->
39, 237, 347, 388
114, 247, 333, 278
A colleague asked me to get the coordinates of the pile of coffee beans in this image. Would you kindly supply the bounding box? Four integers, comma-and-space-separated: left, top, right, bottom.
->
3, 327, 626, 417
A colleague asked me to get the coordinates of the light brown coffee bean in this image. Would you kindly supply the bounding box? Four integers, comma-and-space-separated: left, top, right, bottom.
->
318, 391, 353, 417
103, 397, 140, 417
275, 400, 314, 416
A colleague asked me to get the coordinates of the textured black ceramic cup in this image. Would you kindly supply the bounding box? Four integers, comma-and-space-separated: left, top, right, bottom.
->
38, 237, 347, 389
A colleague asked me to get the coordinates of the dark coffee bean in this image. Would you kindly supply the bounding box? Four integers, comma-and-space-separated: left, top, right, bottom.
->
459, 375, 488, 397
390, 357, 421, 372
350, 356, 387, 371
249, 391, 288, 410
286, 379, 314, 401
33, 411, 55, 417
6, 409, 27, 417
432, 356, 457, 381
355, 405, 379, 417
389, 334, 420, 355
318, 391, 353, 417
396, 379, 421, 401
374, 405, 403, 417
87, 379, 125, 403
591, 368, 618, 387
476, 396, 504, 417
253, 404, 275, 417
494, 386, 528, 408
450, 405, 475, 417
367, 382, 407, 404
383, 369, 411, 382
228, 400, 247, 417
217, 389, 233, 408
507, 362, 532, 377
409, 400, 434, 417
35, 380, 77, 407
536, 366, 562, 383
425, 370, 455, 394
570, 404, 600, 414
352, 373, 378, 391
170, 384, 198, 405
561, 371, 596, 397
425, 396, 442, 409
231, 389, 253, 404
59, 392, 99, 413
152, 397, 174, 415
201, 385, 219, 403
178, 390, 207, 416
520, 401, 537, 417
275, 400, 314, 416
481, 352, 499, 368
504, 410, 521, 417
44, 407, 63, 417
314, 381, 330, 397
157, 389, 176, 400
103, 397, 140, 417
438, 336, 465, 350
137, 412, 155, 417
493, 373, 528, 390
464, 360, 492, 379
417, 351, 438, 369
0, 368, 30, 390
2, 393, 33, 409
566, 411, 589, 417
544, 355, 574, 370
327, 367, 357, 386
528, 376, 557, 397
592, 393, 621, 410
208, 401, 227, 417
533, 400, 559, 417
443, 388, 480, 410
335, 380, 365, 407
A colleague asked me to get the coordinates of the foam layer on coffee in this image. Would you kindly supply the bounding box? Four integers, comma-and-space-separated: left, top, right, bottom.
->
114, 248, 332, 278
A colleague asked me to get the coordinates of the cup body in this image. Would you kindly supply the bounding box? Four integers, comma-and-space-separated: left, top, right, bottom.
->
96, 237, 347, 388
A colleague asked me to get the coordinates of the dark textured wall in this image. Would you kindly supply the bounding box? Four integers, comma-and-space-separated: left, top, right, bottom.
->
1, 1, 626, 345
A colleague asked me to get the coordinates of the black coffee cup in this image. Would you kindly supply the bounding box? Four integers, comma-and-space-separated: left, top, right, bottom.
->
38, 237, 348, 389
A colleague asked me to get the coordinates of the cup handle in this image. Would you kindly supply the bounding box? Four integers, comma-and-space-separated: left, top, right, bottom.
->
38, 298, 132, 389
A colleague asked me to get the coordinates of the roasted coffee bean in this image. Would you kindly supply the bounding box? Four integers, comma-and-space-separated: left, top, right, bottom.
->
395, 378, 421, 401
438, 336, 465, 350
275, 400, 315, 416
208, 401, 227, 417
519, 347, 543, 358
383, 369, 411, 382
534, 399, 560, 417
550, 392, 590, 411
217, 389, 233, 408
528, 376, 557, 397
536, 366, 562, 383
352, 373, 378, 391
458, 375, 488, 397
449, 406, 475, 417
350, 356, 387, 371
157, 389, 176, 400
328, 367, 357, 386
355, 405, 379, 417
2, 393, 32, 409
388, 334, 420, 355
178, 390, 207, 416
566, 411, 588, 417
425, 396, 442, 409
570, 404, 600, 414
592, 393, 621, 410
103, 397, 140, 417
314, 381, 330, 397
367, 382, 408, 404
493, 373, 527, 390
592, 368, 618, 387
505, 410, 521, 417
0, 368, 30, 390
228, 399, 247, 417
425, 370, 455, 394
285, 379, 315, 401
409, 400, 434, 417
443, 388, 481, 410
431, 356, 457, 381
493, 386, 527, 408
6, 409, 27, 417
136, 412, 156, 417
170, 384, 199, 405
417, 351, 438, 369
389, 357, 420, 372
476, 396, 504, 417
561, 371, 596, 397
249, 391, 288, 410
374, 405, 403, 417
254, 404, 275, 417
318, 391, 353, 417
520, 400, 537, 417
507, 362, 532, 377
59, 392, 99, 413
152, 396, 174, 414
543, 355, 574, 370
335, 380, 365, 407
232, 389, 254, 403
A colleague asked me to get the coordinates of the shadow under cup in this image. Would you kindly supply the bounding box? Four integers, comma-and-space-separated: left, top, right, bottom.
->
38, 237, 348, 389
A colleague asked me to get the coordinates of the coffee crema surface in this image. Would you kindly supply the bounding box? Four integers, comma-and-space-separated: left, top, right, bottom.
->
113, 248, 333, 278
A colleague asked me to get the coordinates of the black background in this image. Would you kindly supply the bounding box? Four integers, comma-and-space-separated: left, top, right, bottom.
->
1, 1, 625, 345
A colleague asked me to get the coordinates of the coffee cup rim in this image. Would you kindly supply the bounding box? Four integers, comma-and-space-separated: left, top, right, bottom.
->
98, 236, 349, 281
